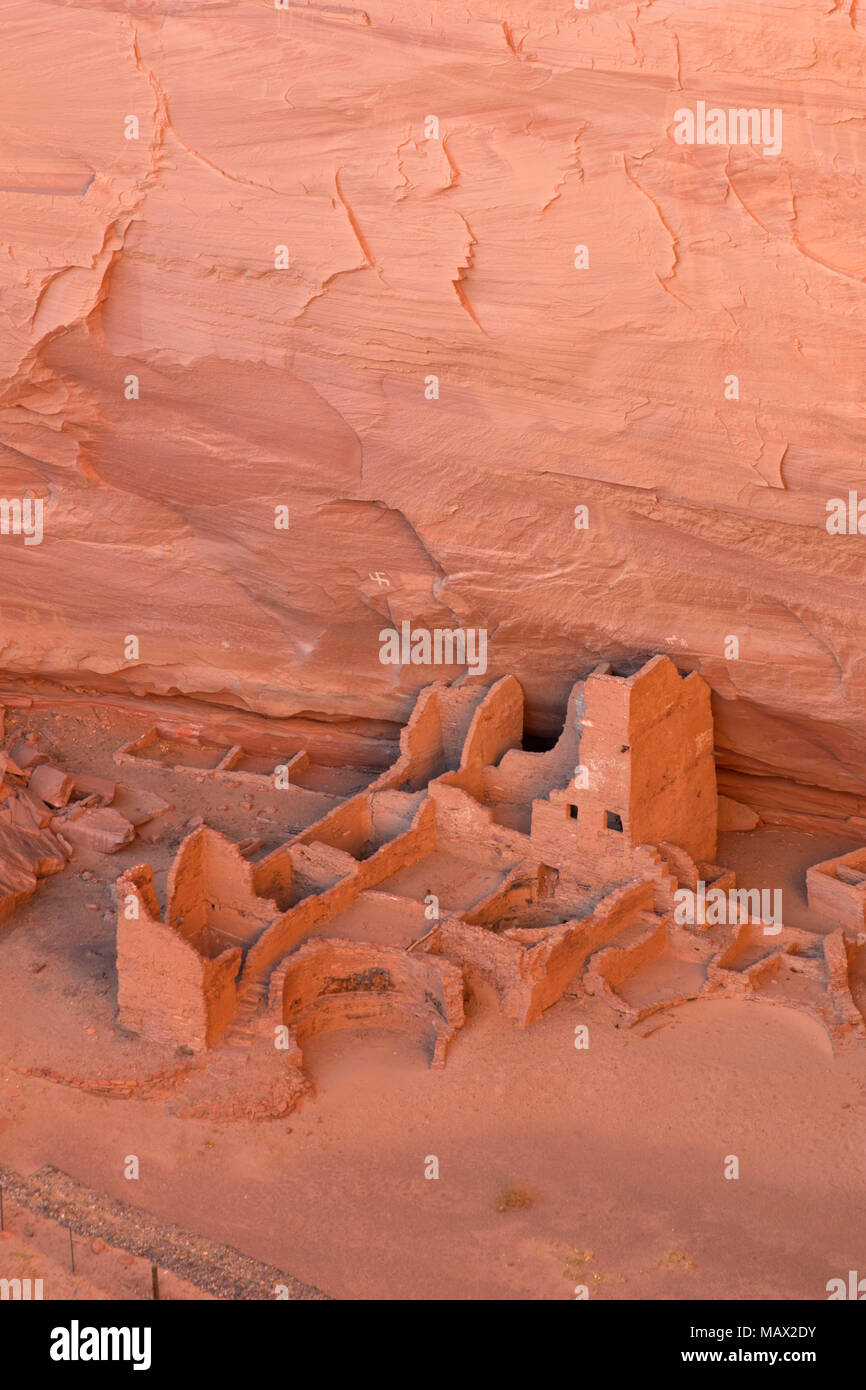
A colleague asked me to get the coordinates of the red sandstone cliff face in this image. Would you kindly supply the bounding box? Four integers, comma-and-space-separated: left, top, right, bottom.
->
2, 1, 866, 803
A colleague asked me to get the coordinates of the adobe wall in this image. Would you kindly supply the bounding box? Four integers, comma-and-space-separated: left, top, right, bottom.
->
806, 851, 866, 932
220, 744, 308, 779
290, 842, 359, 898
707, 921, 812, 982
269, 938, 465, 1068
528, 796, 591, 885
264, 783, 343, 830
252, 842, 297, 911
426, 879, 653, 1027
436, 684, 493, 768
481, 680, 585, 809
632, 841, 736, 914
368, 788, 426, 846
627, 660, 717, 860
517, 879, 655, 1022
703, 926, 833, 1013
583, 915, 668, 1005
375, 683, 447, 792
165, 830, 207, 935
117, 728, 344, 826
655, 840, 704, 891
578, 661, 632, 832
459, 676, 524, 778
242, 799, 438, 982
253, 839, 359, 912
373, 681, 507, 795
529, 662, 631, 885
529, 657, 717, 888
423, 916, 530, 1019
264, 775, 416, 876
428, 780, 530, 867
824, 931, 866, 1036
116, 863, 241, 1050
167, 826, 275, 951
294, 793, 372, 859
462, 863, 545, 928
242, 871, 360, 982
431, 677, 524, 804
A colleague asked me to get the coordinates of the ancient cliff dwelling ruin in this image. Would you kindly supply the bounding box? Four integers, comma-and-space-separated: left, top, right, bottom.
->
1, 0, 865, 1330
2, 650, 866, 1310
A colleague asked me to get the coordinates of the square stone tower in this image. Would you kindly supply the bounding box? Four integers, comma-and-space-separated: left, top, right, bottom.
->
530, 655, 717, 887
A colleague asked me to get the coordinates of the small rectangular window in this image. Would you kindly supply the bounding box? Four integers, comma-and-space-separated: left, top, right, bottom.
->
605, 811, 623, 832
567, 804, 579, 821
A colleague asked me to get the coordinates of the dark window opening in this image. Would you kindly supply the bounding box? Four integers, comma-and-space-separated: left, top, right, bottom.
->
567, 804, 579, 821
522, 731, 559, 752
605, 811, 623, 832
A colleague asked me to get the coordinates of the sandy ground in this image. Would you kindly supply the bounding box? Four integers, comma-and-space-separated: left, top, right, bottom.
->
0, 705, 865, 1300
2, 985, 865, 1301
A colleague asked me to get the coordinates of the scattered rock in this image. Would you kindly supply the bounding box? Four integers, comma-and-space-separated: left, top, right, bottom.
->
60, 807, 136, 854
717, 795, 762, 832
71, 772, 117, 804
8, 737, 46, 771
112, 785, 172, 827
29, 764, 75, 808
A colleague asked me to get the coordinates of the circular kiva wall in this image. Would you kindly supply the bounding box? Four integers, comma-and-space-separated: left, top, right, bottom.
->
273, 939, 464, 1069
